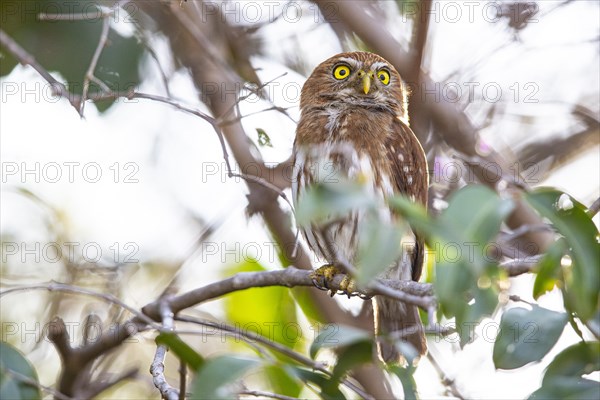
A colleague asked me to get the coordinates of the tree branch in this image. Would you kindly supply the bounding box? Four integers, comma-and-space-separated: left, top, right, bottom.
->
142, 267, 434, 320
151, 300, 180, 400
0, 28, 78, 109
175, 316, 373, 400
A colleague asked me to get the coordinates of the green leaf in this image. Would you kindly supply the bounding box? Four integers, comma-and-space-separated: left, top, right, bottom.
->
458, 286, 499, 347
493, 306, 567, 369
434, 258, 471, 318
389, 196, 437, 239
256, 128, 273, 147
295, 181, 373, 226
533, 239, 568, 299
526, 188, 600, 320
287, 366, 346, 400
331, 341, 373, 382
442, 185, 514, 245
264, 365, 303, 399
393, 185, 512, 333
310, 325, 371, 359
0, 342, 41, 400
355, 218, 403, 286
155, 333, 204, 370
225, 259, 298, 349
191, 356, 258, 400
529, 377, 600, 400
529, 342, 600, 400
389, 365, 418, 400
543, 341, 600, 381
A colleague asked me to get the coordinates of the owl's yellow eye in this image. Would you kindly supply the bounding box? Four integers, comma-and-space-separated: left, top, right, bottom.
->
333, 65, 351, 80
377, 69, 390, 85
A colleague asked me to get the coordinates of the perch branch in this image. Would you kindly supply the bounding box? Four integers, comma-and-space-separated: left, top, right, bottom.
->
142, 267, 434, 321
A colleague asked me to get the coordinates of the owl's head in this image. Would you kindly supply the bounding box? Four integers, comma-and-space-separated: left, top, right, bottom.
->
300, 51, 408, 119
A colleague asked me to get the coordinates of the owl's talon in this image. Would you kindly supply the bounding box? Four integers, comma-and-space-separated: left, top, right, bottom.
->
310, 264, 344, 294
357, 292, 373, 300
310, 264, 363, 298
311, 277, 329, 291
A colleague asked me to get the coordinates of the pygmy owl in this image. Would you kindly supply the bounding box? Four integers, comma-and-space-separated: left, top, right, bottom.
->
292, 51, 428, 362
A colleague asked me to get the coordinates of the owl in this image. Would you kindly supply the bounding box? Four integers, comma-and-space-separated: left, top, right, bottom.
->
292, 52, 428, 362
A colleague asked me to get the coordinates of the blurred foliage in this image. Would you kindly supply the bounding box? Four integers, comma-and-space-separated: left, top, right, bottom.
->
529, 341, 600, 400
298, 181, 599, 397
192, 355, 258, 400
156, 332, 205, 370
225, 259, 298, 349
493, 305, 567, 370
393, 185, 513, 346
0, 342, 41, 400
524, 189, 600, 321
0, 0, 143, 111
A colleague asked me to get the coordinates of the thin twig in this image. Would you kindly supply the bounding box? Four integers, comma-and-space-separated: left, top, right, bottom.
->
0, 282, 160, 329
79, 368, 138, 399
178, 360, 187, 400
239, 388, 302, 400
501, 224, 554, 242
151, 299, 179, 400
500, 255, 543, 276
0, 367, 73, 400
587, 197, 600, 218
426, 352, 466, 400
508, 294, 534, 306
38, 6, 116, 21
175, 316, 373, 400
0, 28, 77, 108
80, 15, 111, 116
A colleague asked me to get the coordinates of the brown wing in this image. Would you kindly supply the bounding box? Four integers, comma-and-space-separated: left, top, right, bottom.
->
385, 118, 428, 281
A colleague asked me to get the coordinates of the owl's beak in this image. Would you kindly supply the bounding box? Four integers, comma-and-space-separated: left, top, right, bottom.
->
362, 74, 371, 94
358, 70, 375, 94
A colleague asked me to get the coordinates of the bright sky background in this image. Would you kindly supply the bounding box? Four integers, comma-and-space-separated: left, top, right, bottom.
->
1, 1, 599, 398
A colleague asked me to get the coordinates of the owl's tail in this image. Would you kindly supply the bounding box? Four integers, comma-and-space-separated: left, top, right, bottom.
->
373, 296, 427, 364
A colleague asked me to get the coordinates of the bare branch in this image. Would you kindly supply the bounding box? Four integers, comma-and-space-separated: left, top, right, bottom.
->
587, 197, 600, 218
178, 361, 187, 400
0, 367, 73, 400
79, 368, 138, 399
239, 388, 301, 400
151, 300, 180, 400
142, 267, 434, 321
500, 255, 543, 276
0, 282, 160, 329
80, 16, 112, 116
0, 28, 78, 109
175, 316, 373, 400
150, 346, 179, 400
427, 352, 466, 400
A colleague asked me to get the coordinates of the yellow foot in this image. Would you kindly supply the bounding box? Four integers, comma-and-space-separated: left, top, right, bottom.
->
310, 264, 361, 298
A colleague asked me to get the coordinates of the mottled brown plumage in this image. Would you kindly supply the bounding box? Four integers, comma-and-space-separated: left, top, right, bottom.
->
292, 52, 428, 362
